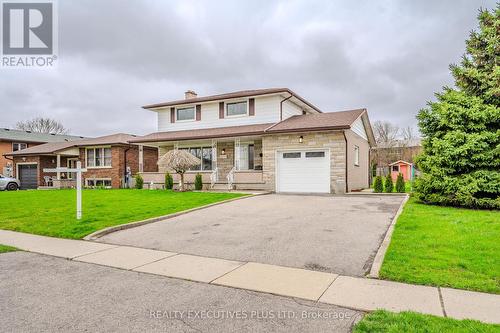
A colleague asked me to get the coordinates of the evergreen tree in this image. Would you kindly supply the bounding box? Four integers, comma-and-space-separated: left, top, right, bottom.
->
385, 174, 394, 193
373, 176, 384, 193
396, 173, 405, 193
415, 6, 500, 209
165, 173, 174, 190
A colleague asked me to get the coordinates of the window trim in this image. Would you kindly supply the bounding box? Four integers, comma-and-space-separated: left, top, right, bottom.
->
175, 106, 196, 122
354, 145, 360, 167
392, 165, 400, 172
225, 99, 249, 118
85, 146, 112, 169
12, 142, 28, 151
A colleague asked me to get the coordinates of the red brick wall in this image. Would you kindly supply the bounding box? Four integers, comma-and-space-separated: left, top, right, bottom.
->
13, 155, 73, 186
1, 141, 42, 175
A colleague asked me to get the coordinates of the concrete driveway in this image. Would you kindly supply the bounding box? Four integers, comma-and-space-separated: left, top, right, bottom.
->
0, 252, 360, 332
100, 194, 405, 277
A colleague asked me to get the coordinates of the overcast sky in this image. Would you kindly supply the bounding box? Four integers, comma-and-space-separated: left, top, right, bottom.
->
0, 0, 496, 137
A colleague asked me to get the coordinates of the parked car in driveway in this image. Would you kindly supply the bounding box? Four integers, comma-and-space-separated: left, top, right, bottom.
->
0, 174, 20, 191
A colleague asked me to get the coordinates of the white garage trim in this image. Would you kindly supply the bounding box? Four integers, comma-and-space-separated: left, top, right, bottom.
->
275, 148, 331, 193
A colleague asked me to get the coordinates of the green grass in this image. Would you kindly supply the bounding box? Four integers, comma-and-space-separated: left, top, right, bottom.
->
0, 189, 246, 239
354, 310, 500, 333
0, 244, 18, 253
380, 197, 500, 294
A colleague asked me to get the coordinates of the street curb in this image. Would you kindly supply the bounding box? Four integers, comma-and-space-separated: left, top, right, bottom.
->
83, 192, 268, 241
368, 194, 410, 278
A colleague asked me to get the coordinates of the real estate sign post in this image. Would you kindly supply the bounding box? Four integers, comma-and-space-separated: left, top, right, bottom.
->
43, 161, 87, 219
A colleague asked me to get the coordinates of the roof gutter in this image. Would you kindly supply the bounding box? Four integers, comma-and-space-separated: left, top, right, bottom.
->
279, 93, 293, 122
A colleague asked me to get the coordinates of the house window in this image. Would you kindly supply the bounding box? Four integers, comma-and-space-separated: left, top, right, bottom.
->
179, 147, 213, 171
226, 101, 247, 117
86, 147, 112, 168
12, 142, 27, 151
392, 165, 400, 172
176, 107, 195, 121
86, 178, 112, 188
354, 146, 360, 166
67, 158, 78, 179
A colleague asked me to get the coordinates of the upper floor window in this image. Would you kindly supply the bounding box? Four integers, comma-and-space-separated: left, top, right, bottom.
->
226, 101, 247, 117
86, 147, 112, 168
12, 142, 27, 151
354, 145, 360, 166
176, 107, 195, 121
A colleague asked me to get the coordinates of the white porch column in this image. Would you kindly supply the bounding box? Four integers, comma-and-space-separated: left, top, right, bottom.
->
56, 154, 61, 180
139, 145, 144, 173
234, 138, 241, 170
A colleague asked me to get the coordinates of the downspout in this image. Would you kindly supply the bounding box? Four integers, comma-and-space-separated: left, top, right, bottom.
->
342, 130, 349, 193
279, 93, 293, 121
124, 145, 130, 188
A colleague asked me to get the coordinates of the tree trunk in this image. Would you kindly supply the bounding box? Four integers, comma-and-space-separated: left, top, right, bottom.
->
179, 172, 184, 191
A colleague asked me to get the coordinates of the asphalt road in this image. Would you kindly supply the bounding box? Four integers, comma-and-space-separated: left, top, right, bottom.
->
0, 251, 362, 332
100, 194, 405, 276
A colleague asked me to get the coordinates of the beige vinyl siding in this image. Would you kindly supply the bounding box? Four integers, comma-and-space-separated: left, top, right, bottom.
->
345, 129, 370, 190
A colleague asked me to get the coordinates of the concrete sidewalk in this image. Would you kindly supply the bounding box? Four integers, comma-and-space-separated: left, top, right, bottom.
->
1, 229, 499, 324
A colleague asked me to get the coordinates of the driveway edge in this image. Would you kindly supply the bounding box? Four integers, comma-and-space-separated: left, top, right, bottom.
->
83, 192, 268, 241
367, 194, 410, 278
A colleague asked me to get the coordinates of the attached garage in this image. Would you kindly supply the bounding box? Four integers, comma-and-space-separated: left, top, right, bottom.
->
276, 150, 330, 193
18, 164, 38, 189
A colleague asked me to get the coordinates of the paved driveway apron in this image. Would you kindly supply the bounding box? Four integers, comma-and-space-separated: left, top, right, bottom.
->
99, 194, 405, 276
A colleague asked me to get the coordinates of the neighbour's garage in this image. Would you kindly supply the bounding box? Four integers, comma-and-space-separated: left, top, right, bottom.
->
17, 164, 37, 189
276, 150, 330, 193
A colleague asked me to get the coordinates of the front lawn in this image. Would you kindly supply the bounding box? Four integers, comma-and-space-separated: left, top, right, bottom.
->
354, 310, 500, 333
0, 244, 18, 253
380, 197, 500, 294
0, 189, 246, 239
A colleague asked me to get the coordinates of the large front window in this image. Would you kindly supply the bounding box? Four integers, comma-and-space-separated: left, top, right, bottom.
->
226, 101, 247, 117
86, 147, 112, 167
176, 107, 195, 121
179, 147, 213, 171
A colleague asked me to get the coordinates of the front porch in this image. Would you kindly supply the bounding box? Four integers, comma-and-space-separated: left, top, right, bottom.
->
140, 137, 266, 191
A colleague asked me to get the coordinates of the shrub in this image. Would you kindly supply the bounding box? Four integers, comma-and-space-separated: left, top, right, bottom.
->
373, 176, 383, 193
395, 173, 405, 193
165, 173, 173, 190
384, 174, 394, 193
194, 173, 203, 191
134, 174, 144, 189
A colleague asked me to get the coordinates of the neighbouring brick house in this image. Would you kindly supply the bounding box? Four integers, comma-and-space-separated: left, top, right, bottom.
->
130, 88, 376, 193
5, 133, 158, 189
0, 128, 84, 177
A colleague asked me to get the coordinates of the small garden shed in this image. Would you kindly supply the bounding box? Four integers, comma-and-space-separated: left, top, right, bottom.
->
389, 160, 414, 181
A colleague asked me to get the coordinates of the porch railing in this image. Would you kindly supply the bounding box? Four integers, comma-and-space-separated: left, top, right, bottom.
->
227, 167, 235, 191
210, 167, 218, 188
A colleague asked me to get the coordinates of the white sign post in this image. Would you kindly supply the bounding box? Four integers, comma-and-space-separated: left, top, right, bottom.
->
44, 161, 87, 220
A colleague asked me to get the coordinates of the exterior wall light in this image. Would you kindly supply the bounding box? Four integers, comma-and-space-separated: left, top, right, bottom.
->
299, 136, 304, 143
221, 148, 226, 155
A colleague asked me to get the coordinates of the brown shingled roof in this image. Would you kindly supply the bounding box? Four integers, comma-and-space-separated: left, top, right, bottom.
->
4, 133, 138, 156
129, 123, 274, 143
142, 88, 321, 112
130, 109, 368, 143
265, 109, 366, 133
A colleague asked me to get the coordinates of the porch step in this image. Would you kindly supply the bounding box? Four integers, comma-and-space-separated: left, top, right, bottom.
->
211, 183, 234, 191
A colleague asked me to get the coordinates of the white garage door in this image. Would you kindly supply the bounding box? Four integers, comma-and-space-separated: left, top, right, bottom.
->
276, 150, 330, 193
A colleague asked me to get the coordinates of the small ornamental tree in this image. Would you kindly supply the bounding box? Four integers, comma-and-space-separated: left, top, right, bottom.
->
134, 174, 144, 189
385, 174, 394, 193
165, 172, 173, 190
396, 173, 405, 193
373, 176, 384, 193
415, 6, 500, 209
158, 150, 201, 191
194, 173, 203, 190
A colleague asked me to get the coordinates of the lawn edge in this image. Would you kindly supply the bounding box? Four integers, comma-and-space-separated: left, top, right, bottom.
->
368, 194, 410, 278
83, 192, 268, 241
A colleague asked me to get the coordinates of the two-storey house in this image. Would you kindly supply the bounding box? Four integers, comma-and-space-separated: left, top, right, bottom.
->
131, 88, 375, 194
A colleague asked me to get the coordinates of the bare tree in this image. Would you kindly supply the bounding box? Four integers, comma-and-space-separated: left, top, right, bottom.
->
372, 121, 400, 147
16, 117, 68, 134
157, 150, 201, 191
